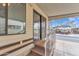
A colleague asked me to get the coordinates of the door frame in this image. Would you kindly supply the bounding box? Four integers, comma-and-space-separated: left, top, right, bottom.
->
33, 10, 46, 40
33, 10, 42, 40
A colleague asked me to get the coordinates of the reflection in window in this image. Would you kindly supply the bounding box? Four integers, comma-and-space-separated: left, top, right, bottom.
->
0, 4, 6, 35
33, 11, 46, 40
41, 17, 46, 39
33, 11, 40, 40
8, 3, 26, 34
0, 3, 26, 35
0, 17, 6, 35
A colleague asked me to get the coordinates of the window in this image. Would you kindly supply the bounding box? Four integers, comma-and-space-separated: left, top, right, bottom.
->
0, 3, 26, 35
0, 4, 6, 35
33, 11, 46, 40
41, 16, 46, 39
8, 3, 26, 34
33, 11, 40, 40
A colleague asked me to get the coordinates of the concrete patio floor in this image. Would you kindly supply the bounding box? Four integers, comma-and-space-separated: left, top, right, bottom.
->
53, 37, 79, 56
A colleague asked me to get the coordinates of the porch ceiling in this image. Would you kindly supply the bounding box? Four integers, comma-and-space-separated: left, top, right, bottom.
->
37, 3, 79, 17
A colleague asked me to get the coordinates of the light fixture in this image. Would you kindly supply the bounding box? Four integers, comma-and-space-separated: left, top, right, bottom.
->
2, 3, 10, 7
2, 3, 6, 7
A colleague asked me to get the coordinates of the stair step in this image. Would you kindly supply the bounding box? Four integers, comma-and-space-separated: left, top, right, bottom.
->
28, 52, 40, 56
34, 40, 45, 48
32, 47, 45, 56
27, 40, 45, 56
35, 45, 45, 50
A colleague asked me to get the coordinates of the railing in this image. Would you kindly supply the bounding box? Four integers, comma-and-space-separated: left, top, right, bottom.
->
45, 30, 56, 56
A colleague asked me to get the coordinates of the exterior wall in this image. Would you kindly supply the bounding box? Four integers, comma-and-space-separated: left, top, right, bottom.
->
0, 3, 48, 55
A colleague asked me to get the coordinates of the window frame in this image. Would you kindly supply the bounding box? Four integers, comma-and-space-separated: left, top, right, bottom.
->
33, 10, 46, 40
33, 10, 41, 40
0, 3, 26, 36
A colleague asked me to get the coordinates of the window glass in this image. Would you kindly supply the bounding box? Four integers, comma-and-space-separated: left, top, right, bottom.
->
8, 3, 26, 34
0, 4, 6, 35
41, 17, 46, 39
33, 11, 40, 40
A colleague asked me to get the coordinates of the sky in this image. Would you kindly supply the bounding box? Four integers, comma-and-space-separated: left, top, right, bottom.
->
49, 16, 79, 28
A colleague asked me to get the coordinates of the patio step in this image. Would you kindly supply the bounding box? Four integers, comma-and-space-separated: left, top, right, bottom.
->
28, 40, 45, 56
31, 47, 45, 56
